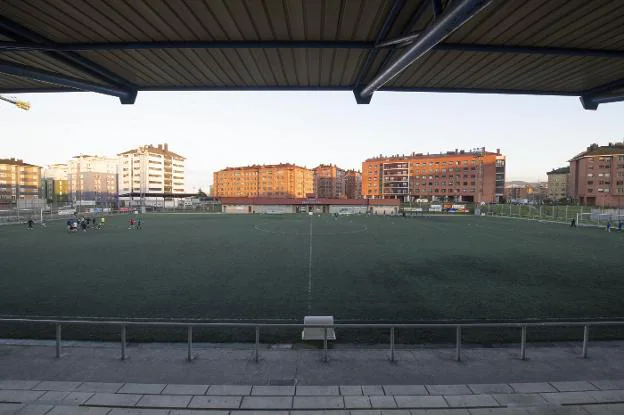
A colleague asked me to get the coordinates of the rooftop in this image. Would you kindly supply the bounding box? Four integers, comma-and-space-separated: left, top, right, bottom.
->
0, 158, 38, 167
217, 163, 311, 172
118, 144, 185, 160
365, 148, 501, 162
547, 166, 571, 175
570, 142, 624, 160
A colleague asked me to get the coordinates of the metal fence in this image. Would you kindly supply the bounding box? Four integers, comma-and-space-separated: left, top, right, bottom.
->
1, 318, 622, 363
481, 204, 624, 227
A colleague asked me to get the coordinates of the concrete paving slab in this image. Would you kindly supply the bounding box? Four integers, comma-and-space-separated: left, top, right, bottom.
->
444, 394, 500, 408
510, 383, 557, 394
582, 403, 624, 415
589, 380, 624, 391
370, 396, 397, 408
289, 411, 348, 415
85, 392, 143, 406
46, 406, 114, 415
36, 391, 68, 401
468, 409, 531, 415
525, 407, 589, 414
586, 389, 624, 403
394, 396, 448, 409
549, 381, 597, 392
188, 396, 242, 409
230, 411, 288, 415
108, 409, 171, 415
0, 403, 20, 413
344, 396, 371, 409
419, 410, 471, 415
0, 380, 39, 390
340, 386, 363, 395
76, 382, 124, 393
251, 385, 294, 396
540, 391, 596, 405
297, 386, 340, 396
468, 384, 514, 394
136, 394, 192, 408
293, 397, 345, 409
170, 411, 229, 415
383, 386, 428, 396
426, 385, 472, 395
33, 381, 81, 391
14, 404, 55, 415
349, 410, 382, 415
362, 386, 385, 396
491, 394, 549, 407
118, 383, 166, 394
206, 385, 251, 395
240, 396, 292, 409
0, 390, 45, 403
161, 384, 209, 395
377, 410, 410, 415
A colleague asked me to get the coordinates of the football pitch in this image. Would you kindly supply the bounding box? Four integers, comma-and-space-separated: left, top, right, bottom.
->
1, 213, 623, 344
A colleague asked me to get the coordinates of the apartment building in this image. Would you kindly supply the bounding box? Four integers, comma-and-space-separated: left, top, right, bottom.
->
42, 163, 69, 203
569, 142, 624, 207
546, 167, 570, 202
345, 170, 362, 199
214, 164, 314, 199
362, 148, 505, 203
118, 143, 185, 206
313, 164, 346, 198
67, 155, 119, 206
0, 158, 42, 205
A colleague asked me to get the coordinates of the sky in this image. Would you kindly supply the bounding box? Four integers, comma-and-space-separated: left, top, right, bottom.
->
2, 90, 624, 193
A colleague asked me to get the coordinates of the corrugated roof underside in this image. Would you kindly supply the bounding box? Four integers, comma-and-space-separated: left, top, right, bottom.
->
0, 0, 395, 42
79, 48, 368, 87
0, 0, 623, 95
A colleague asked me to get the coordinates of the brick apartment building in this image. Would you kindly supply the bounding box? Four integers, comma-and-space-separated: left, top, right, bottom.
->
67, 155, 119, 206
313, 164, 346, 198
0, 158, 41, 205
546, 166, 570, 202
345, 169, 362, 199
214, 164, 314, 198
362, 148, 505, 203
569, 142, 624, 207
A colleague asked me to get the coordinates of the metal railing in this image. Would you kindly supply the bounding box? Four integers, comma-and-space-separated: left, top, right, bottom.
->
1, 318, 622, 363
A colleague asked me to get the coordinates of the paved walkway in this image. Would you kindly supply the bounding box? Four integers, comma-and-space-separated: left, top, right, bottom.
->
2, 341, 624, 413
1, 379, 624, 414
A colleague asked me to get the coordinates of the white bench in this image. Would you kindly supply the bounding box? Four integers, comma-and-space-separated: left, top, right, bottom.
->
301, 316, 336, 341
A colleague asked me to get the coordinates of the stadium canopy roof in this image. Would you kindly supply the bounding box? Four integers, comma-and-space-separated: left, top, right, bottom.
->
0, 0, 623, 109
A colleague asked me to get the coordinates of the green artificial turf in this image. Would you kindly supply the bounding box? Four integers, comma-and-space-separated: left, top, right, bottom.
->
1, 213, 623, 344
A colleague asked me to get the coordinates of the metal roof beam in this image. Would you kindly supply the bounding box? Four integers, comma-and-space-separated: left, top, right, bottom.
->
0, 40, 374, 52
0, 59, 134, 101
580, 79, 624, 110
4, 39, 624, 60
353, 0, 405, 104
0, 16, 136, 103
358, 0, 492, 102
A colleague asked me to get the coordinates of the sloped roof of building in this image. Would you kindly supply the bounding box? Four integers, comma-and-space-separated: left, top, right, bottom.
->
547, 166, 570, 175
570, 143, 624, 160
118, 145, 185, 160
0, 157, 38, 167
1, 0, 623, 109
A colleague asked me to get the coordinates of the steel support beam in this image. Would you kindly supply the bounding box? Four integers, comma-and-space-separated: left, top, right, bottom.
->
3, 38, 624, 60
0, 60, 134, 100
359, 0, 492, 101
580, 78, 624, 110
353, 0, 405, 104
0, 16, 136, 103
0, 40, 373, 52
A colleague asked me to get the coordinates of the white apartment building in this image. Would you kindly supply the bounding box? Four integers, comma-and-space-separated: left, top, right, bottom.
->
43, 163, 68, 181
118, 143, 185, 207
67, 155, 119, 206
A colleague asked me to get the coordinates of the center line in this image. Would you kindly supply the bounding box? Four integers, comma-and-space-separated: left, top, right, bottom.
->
307, 215, 313, 315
